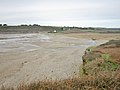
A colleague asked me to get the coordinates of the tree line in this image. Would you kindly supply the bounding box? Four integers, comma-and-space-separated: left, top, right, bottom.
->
0, 24, 7, 26
0, 24, 41, 27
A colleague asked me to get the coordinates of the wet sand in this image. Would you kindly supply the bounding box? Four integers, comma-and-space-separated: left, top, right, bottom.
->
0, 33, 106, 87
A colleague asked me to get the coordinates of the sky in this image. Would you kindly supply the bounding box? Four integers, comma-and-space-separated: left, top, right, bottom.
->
0, 0, 120, 28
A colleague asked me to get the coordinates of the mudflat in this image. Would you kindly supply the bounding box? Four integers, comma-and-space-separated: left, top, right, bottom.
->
0, 33, 112, 87
63, 33, 120, 40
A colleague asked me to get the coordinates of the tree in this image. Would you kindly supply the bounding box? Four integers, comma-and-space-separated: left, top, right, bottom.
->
3, 24, 7, 26
33, 24, 40, 26
20, 24, 28, 26
0, 24, 2, 26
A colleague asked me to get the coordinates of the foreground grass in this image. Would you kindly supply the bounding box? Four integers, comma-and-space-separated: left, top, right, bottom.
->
1, 40, 120, 90
1, 71, 120, 90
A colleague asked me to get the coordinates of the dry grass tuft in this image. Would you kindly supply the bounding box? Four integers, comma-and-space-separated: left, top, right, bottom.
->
1, 71, 120, 90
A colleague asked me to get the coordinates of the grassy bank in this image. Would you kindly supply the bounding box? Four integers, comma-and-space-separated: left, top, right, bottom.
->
1, 40, 120, 90
82, 40, 120, 89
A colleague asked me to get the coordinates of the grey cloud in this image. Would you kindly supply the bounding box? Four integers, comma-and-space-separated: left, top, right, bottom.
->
0, 0, 120, 27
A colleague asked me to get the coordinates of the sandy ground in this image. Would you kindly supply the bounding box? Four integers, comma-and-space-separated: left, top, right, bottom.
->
63, 33, 120, 40
0, 33, 106, 87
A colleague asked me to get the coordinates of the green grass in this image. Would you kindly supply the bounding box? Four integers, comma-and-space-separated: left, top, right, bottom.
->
101, 54, 110, 61
100, 53, 118, 70
86, 46, 96, 52
104, 61, 118, 71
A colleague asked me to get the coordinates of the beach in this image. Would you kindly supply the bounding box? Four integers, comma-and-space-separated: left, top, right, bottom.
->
0, 33, 106, 87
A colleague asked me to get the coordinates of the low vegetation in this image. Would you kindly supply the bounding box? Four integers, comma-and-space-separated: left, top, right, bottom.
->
1, 40, 120, 90
0, 25, 120, 34
82, 40, 120, 89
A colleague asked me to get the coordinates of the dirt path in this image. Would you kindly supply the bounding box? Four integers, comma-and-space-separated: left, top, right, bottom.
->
0, 33, 105, 87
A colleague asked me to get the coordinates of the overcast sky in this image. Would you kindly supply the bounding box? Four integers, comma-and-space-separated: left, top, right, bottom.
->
0, 0, 120, 27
